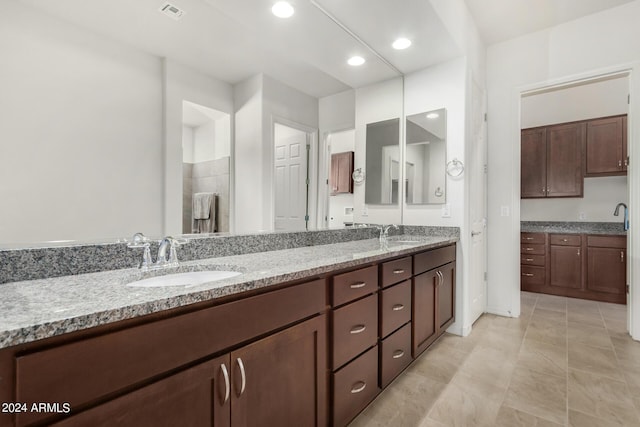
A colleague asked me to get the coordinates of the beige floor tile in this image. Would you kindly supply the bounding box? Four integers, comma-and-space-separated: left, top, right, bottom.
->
605, 318, 630, 339
567, 310, 605, 328
517, 337, 567, 378
434, 332, 480, 355
525, 318, 567, 347
490, 313, 530, 333
568, 369, 638, 425
535, 295, 567, 313
532, 307, 567, 323
568, 342, 624, 381
567, 322, 613, 349
503, 366, 567, 425
410, 344, 469, 384
567, 297, 600, 312
427, 379, 502, 427
460, 346, 518, 390
476, 328, 524, 356
494, 405, 564, 427
599, 302, 627, 318
569, 409, 624, 427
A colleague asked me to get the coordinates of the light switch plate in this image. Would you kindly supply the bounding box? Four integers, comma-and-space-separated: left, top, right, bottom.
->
441, 203, 451, 218
578, 212, 587, 220
500, 206, 510, 217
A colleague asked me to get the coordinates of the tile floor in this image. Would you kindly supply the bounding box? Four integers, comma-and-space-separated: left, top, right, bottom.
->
350, 292, 640, 427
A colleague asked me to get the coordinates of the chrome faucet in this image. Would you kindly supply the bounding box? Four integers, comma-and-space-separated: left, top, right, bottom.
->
127, 232, 153, 270
614, 203, 629, 231
373, 224, 398, 249
156, 236, 182, 267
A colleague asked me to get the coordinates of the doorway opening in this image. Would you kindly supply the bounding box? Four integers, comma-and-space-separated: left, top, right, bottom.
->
324, 129, 356, 228
518, 73, 630, 320
181, 101, 231, 234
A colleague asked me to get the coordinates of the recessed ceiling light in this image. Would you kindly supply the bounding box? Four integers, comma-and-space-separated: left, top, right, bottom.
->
392, 38, 412, 50
272, 1, 294, 18
348, 56, 365, 66
426, 112, 440, 119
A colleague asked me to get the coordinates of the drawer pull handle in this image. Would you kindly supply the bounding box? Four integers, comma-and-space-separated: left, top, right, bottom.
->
392, 350, 405, 359
621, 251, 624, 263
220, 363, 230, 404
524, 258, 534, 262
350, 324, 366, 334
393, 269, 405, 274
562, 238, 568, 242
236, 358, 246, 397
350, 282, 366, 289
524, 237, 534, 240
525, 248, 534, 251
392, 304, 405, 311
351, 381, 367, 394
522, 273, 534, 277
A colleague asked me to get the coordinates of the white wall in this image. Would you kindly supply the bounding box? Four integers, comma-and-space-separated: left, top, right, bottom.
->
0, 1, 163, 244
354, 77, 404, 225
182, 126, 196, 163
163, 60, 234, 236
486, 1, 640, 322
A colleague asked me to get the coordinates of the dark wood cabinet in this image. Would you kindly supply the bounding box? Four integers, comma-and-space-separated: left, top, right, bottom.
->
330, 151, 354, 195
521, 128, 547, 198
586, 235, 626, 302
521, 123, 584, 198
437, 262, 456, 331
521, 231, 626, 304
585, 115, 627, 176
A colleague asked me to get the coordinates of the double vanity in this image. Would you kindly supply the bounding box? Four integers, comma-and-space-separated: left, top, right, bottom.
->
0, 228, 457, 427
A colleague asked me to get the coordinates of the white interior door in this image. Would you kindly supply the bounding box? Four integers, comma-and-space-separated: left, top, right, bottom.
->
469, 79, 488, 324
274, 131, 308, 231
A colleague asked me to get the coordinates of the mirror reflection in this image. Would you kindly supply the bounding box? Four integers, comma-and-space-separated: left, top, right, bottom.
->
405, 108, 447, 204
364, 118, 400, 205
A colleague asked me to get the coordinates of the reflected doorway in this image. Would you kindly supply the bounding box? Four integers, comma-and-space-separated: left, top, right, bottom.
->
182, 101, 231, 234
326, 129, 356, 228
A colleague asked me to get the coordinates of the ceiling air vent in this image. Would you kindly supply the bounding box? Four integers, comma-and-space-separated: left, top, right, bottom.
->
159, 2, 185, 20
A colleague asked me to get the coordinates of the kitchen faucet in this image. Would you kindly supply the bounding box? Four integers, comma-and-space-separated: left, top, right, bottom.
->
614, 203, 629, 231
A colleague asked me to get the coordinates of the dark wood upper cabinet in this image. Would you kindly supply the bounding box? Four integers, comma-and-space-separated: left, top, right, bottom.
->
521, 123, 584, 198
585, 115, 627, 176
546, 123, 584, 197
330, 151, 354, 195
521, 128, 547, 198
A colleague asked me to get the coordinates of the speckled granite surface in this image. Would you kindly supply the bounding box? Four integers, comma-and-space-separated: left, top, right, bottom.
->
0, 234, 457, 349
521, 221, 626, 235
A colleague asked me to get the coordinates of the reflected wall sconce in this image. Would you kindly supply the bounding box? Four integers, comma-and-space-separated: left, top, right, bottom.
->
446, 158, 464, 177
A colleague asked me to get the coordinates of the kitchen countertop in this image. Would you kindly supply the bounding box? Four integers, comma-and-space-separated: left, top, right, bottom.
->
0, 235, 457, 349
521, 221, 626, 235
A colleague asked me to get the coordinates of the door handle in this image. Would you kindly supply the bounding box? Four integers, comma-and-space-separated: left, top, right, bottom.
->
236, 358, 246, 397
220, 363, 230, 404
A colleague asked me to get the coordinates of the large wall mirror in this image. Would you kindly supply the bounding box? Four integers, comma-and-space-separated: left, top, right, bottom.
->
405, 108, 447, 204
364, 118, 400, 205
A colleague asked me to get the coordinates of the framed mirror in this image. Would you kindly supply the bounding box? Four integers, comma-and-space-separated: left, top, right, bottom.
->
364, 118, 401, 205
405, 108, 447, 204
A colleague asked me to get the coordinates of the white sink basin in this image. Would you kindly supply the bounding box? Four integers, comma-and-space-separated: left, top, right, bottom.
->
127, 270, 242, 288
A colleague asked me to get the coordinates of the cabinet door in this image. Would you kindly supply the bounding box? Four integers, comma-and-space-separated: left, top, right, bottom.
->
330, 151, 354, 194
230, 315, 327, 427
412, 270, 437, 357
437, 262, 456, 334
546, 123, 584, 197
586, 116, 625, 176
587, 247, 626, 296
53, 355, 231, 427
521, 128, 547, 198
549, 245, 582, 289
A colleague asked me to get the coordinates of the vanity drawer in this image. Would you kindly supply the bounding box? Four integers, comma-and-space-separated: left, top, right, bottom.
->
381, 256, 412, 288
521, 266, 545, 286
521, 232, 545, 244
380, 280, 411, 338
587, 235, 626, 248
520, 243, 545, 255
332, 345, 380, 427
380, 322, 412, 388
332, 294, 378, 369
414, 245, 456, 275
14, 279, 327, 427
520, 254, 545, 266
332, 265, 378, 307
550, 234, 581, 246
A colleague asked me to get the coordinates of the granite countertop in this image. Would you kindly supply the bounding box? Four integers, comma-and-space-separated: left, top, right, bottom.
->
521, 221, 626, 236
0, 235, 457, 349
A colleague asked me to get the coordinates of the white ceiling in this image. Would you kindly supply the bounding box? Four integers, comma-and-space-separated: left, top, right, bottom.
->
464, 0, 636, 45
19, 0, 461, 98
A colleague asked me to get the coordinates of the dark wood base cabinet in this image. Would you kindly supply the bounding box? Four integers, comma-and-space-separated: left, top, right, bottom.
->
0, 243, 457, 427
521, 232, 626, 304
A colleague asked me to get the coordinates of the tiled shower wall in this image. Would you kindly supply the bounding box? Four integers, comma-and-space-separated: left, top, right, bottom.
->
183, 156, 230, 233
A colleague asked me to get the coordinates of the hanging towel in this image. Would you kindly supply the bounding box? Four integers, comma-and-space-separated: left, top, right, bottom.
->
192, 193, 217, 233
193, 193, 213, 220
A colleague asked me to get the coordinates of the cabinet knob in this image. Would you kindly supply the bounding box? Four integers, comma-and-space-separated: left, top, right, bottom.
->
350, 282, 366, 289
619, 160, 623, 168
350, 381, 367, 394
577, 249, 580, 256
